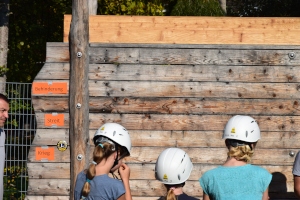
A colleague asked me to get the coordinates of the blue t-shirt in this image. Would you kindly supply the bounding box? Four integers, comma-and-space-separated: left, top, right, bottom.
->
74, 170, 125, 200
199, 164, 272, 200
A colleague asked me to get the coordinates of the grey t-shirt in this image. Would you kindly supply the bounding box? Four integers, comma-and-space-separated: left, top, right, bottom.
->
74, 171, 125, 200
293, 151, 300, 176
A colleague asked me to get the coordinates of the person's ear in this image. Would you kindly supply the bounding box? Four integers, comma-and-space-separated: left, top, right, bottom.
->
113, 151, 117, 159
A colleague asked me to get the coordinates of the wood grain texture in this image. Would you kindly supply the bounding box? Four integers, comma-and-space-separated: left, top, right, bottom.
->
27, 179, 70, 195
35, 63, 300, 83
25, 196, 69, 200
35, 113, 300, 132
27, 163, 70, 179
64, 15, 300, 45
32, 96, 300, 116
45, 44, 300, 65
31, 129, 69, 145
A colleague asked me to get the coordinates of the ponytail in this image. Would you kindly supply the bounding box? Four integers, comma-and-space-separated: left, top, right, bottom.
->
80, 142, 115, 199
164, 187, 177, 200
227, 145, 254, 163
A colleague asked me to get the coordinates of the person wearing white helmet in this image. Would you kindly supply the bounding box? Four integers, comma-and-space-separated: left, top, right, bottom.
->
155, 148, 199, 200
74, 123, 132, 200
199, 115, 272, 200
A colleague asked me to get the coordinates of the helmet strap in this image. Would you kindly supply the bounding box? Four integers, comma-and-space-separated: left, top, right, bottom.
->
228, 139, 253, 150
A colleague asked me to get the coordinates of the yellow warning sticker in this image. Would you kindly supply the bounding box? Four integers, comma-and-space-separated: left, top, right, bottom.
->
101, 127, 105, 131
163, 174, 168, 179
231, 128, 235, 133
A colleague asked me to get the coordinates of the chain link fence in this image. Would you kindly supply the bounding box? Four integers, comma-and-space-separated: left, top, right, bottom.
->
1, 82, 36, 200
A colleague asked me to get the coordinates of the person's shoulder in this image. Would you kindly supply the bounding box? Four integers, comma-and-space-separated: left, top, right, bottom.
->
202, 166, 222, 177
77, 170, 87, 179
248, 164, 270, 173
179, 193, 199, 200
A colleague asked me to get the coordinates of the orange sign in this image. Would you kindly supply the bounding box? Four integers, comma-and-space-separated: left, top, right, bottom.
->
45, 114, 64, 126
32, 82, 67, 94
35, 147, 55, 161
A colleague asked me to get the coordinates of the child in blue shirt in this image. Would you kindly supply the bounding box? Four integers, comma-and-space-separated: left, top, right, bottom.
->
199, 115, 272, 200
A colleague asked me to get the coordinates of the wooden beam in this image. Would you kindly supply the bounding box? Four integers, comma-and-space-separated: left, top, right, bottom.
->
69, 0, 90, 199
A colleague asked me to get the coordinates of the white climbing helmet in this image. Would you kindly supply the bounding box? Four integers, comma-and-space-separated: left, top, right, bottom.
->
155, 148, 193, 185
223, 115, 261, 143
93, 123, 132, 155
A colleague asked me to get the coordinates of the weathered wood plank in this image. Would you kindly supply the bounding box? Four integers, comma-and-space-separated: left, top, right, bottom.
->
46, 44, 300, 65
27, 163, 70, 179
35, 113, 300, 132
27, 145, 298, 166
27, 179, 70, 195
28, 146, 70, 162
90, 81, 300, 98
34, 63, 70, 80
32, 96, 300, 116
25, 196, 69, 200
90, 48, 300, 65
25, 162, 294, 182
32, 80, 300, 99
35, 63, 300, 83
32, 129, 69, 145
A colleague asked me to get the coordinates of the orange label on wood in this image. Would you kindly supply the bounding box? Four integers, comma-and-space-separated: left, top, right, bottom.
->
35, 147, 55, 160
32, 82, 67, 94
45, 114, 64, 126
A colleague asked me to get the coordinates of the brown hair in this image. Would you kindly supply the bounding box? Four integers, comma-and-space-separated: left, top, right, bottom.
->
227, 145, 254, 163
164, 189, 177, 200
80, 142, 115, 200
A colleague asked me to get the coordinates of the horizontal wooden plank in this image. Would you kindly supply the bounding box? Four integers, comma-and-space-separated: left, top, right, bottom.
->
45, 44, 300, 65
27, 163, 70, 179
28, 146, 70, 162
90, 48, 300, 65
25, 196, 69, 200
35, 63, 300, 83
89, 81, 300, 98
25, 162, 294, 183
33, 96, 300, 116
27, 179, 70, 195
27, 144, 298, 165
64, 15, 300, 45
32, 80, 300, 98
31, 129, 69, 145
35, 113, 300, 132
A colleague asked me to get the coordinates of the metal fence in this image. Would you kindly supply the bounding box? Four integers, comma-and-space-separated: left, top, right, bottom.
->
1, 82, 36, 200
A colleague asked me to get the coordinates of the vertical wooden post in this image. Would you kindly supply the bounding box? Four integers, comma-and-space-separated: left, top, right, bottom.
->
89, 0, 98, 15
69, 0, 90, 199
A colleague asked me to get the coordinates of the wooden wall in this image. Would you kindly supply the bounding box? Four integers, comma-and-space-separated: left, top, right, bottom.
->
26, 41, 300, 199
64, 15, 300, 45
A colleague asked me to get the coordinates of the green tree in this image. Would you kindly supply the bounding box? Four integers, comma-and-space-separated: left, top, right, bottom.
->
227, 0, 300, 17
171, 0, 225, 16
7, 0, 71, 83
98, 0, 166, 16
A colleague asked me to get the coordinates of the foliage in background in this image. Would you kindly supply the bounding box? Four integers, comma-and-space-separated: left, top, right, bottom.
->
4, 166, 27, 199
227, 0, 300, 17
7, 0, 72, 83
98, 0, 166, 16
171, 0, 225, 16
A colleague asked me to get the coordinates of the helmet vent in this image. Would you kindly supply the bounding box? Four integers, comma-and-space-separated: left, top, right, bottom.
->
251, 121, 255, 123
251, 130, 254, 133
113, 131, 116, 136
181, 158, 184, 163
245, 131, 248, 138
119, 134, 123, 136
178, 174, 181, 180
183, 169, 185, 174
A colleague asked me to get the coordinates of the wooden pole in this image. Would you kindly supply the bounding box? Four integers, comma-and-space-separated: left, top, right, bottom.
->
89, 0, 98, 15
69, 0, 90, 199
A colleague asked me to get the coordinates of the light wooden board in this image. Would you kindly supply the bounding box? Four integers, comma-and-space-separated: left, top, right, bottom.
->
32, 96, 300, 116
33, 80, 300, 99
45, 44, 300, 65
27, 162, 294, 182
27, 146, 299, 166
35, 113, 300, 132
25, 196, 69, 200
30, 128, 300, 149
64, 15, 300, 45
35, 63, 300, 83
27, 163, 70, 179
27, 179, 70, 195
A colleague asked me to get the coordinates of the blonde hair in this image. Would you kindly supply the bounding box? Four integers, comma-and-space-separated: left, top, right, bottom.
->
80, 142, 115, 200
227, 145, 254, 163
164, 188, 177, 200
